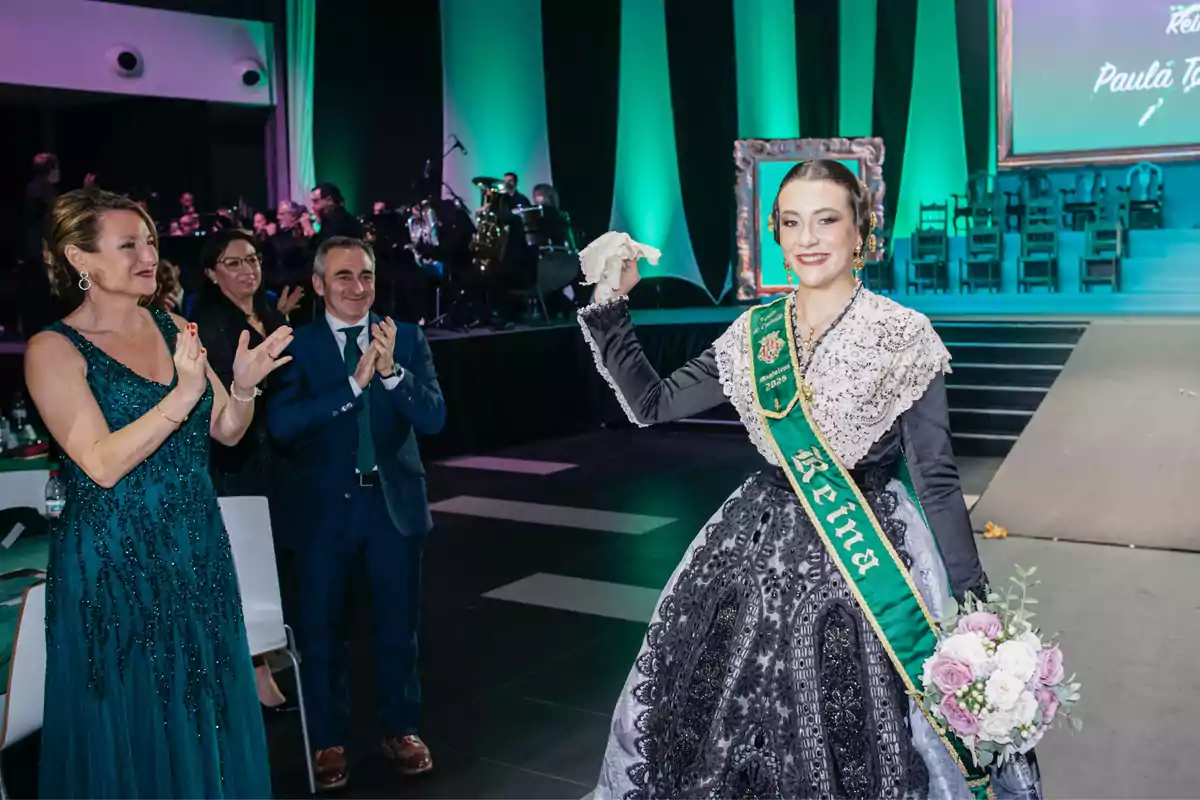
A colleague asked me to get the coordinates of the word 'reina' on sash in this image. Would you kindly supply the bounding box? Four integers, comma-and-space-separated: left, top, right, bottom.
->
745, 295, 993, 800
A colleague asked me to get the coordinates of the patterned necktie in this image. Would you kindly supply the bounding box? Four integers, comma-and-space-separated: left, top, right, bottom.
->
340, 326, 376, 473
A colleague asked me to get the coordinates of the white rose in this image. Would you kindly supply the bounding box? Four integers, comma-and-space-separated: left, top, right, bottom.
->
985, 669, 1026, 711
922, 654, 936, 691
995, 640, 1039, 684
979, 708, 1016, 745
1011, 690, 1039, 726
939, 632, 993, 677
1017, 629, 1042, 652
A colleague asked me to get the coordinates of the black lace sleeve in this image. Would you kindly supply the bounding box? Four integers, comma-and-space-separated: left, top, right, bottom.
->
578, 297, 727, 426
899, 375, 988, 600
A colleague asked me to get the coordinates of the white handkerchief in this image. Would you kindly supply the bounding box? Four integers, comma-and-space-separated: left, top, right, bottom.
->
578, 231, 662, 302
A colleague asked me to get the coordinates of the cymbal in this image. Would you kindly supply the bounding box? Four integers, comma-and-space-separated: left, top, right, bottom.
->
472, 176, 503, 189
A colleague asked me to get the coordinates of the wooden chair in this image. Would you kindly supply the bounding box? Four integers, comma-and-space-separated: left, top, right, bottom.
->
1060, 168, 1106, 231
1118, 161, 1164, 230
1018, 224, 1059, 292
1004, 168, 1052, 231
953, 171, 999, 233
960, 225, 1004, 293
906, 203, 950, 293
1080, 218, 1124, 292
861, 229, 893, 293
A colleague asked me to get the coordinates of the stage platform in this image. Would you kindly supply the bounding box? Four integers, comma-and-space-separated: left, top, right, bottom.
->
0, 304, 1182, 480
416, 307, 1089, 462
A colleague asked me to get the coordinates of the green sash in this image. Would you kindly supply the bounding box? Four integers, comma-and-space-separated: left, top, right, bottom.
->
747, 295, 992, 800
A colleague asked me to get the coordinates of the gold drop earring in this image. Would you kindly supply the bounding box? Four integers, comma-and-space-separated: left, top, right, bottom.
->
784, 258, 796, 287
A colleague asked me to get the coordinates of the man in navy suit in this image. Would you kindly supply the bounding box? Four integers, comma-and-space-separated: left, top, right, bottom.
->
268, 236, 445, 791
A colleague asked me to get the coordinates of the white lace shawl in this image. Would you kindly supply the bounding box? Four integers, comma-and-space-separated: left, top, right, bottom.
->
713, 289, 951, 468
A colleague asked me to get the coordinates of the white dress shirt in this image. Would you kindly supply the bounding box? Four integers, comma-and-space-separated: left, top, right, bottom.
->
326, 311, 404, 397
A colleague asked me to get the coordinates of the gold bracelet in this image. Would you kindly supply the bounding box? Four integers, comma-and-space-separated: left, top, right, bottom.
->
156, 404, 184, 425
229, 383, 262, 403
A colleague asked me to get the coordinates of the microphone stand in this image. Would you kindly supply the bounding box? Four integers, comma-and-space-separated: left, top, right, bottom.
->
422, 139, 477, 332
440, 140, 471, 210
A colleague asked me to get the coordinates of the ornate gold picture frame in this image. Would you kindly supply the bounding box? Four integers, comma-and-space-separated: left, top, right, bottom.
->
734, 137, 886, 300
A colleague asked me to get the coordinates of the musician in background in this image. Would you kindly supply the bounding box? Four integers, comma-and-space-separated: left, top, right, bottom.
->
530, 183, 576, 250
528, 183, 583, 317
311, 182, 364, 244
499, 172, 531, 212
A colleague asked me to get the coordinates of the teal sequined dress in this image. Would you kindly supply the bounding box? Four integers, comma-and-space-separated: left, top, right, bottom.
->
39, 309, 271, 798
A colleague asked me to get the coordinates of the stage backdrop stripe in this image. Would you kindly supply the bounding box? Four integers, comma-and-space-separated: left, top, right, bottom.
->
733, 0, 800, 139
284, 0, 316, 205
894, 0, 968, 236
541, 0, 621, 249
665, 0, 738, 298
871, 0, 918, 232
839, 0, 877, 138
956, 0, 992, 176
440, 0, 553, 209
610, 0, 707, 294
795, 0, 840, 139
312, 0, 370, 210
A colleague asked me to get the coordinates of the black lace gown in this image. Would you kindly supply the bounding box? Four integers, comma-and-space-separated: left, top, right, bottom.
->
577, 294, 1042, 800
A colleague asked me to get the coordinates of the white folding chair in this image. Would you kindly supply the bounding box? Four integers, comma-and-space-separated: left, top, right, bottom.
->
219, 496, 315, 795
0, 581, 47, 800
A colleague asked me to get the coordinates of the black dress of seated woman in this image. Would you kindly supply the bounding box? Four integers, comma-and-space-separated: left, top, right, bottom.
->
189, 228, 304, 713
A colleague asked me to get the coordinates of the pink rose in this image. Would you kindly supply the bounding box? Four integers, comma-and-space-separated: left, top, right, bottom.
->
955, 611, 1003, 641
929, 656, 974, 694
1035, 687, 1060, 724
940, 694, 980, 735
1037, 646, 1065, 686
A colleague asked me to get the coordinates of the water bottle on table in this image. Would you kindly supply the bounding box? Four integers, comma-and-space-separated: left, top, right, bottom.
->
45, 470, 66, 518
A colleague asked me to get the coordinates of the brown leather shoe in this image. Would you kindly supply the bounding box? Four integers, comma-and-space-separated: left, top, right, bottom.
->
313, 746, 349, 792
381, 734, 434, 776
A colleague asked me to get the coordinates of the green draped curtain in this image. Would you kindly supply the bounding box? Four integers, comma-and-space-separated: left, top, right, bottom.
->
285, 0, 316, 204
609, 0, 705, 294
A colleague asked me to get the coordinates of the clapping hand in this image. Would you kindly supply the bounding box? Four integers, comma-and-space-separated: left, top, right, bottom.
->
175, 322, 210, 401
352, 343, 378, 390
231, 326, 294, 397
371, 317, 398, 377
276, 286, 305, 318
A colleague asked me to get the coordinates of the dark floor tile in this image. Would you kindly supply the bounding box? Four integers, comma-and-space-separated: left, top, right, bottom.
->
505, 625, 647, 716
418, 601, 626, 717
421, 693, 611, 787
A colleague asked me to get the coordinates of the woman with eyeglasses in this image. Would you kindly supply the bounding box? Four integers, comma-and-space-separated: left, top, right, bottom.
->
190, 229, 303, 714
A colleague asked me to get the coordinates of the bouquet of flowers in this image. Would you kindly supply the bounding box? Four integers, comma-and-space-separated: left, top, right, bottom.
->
920, 566, 1082, 769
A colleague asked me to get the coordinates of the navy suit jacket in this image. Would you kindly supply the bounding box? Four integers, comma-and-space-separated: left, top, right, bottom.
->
267, 314, 446, 540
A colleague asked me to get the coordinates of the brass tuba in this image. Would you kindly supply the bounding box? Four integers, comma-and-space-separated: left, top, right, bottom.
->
470, 187, 508, 272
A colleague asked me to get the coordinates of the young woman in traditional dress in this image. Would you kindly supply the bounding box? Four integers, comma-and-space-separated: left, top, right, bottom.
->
577, 161, 1042, 800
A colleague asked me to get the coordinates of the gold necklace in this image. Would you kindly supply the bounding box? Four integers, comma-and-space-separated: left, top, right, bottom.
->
800, 326, 818, 359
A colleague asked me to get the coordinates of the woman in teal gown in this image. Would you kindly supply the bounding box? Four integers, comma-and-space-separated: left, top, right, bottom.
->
25, 188, 294, 798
